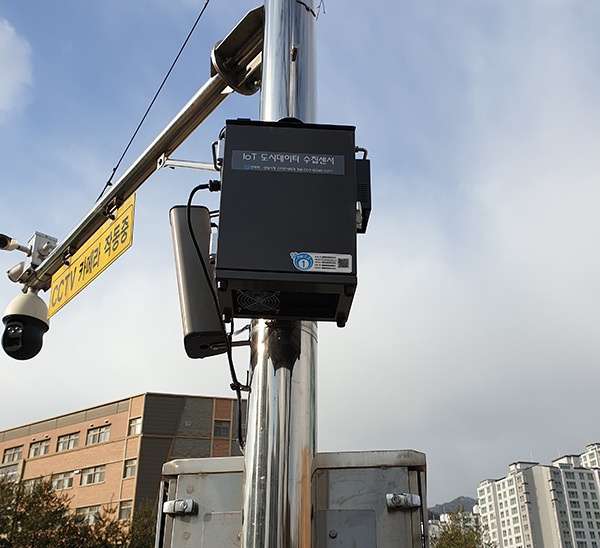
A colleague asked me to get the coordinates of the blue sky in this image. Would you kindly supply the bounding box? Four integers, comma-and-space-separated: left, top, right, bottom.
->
2, 0, 600, 506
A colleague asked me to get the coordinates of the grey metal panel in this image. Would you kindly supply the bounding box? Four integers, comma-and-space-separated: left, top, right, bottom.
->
315, 466, 410, 510
159, 459, 244, 548
201, 512, 242, 547
313, 451, 427, 548
176, 397, 213, 438
156, 453, 427, 548
143, 394, 186, 436
316, 510, 377, 547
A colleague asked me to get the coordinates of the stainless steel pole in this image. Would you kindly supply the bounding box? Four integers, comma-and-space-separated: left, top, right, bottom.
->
242, 1, 317, 547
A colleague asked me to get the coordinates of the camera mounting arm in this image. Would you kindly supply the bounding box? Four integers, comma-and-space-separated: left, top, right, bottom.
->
1, 232, 59, 285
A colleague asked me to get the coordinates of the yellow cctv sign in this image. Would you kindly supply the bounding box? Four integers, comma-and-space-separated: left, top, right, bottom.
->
48, 194, 135, 318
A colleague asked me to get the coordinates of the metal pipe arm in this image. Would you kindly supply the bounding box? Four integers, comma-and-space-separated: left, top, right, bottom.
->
24, 6, 264, 291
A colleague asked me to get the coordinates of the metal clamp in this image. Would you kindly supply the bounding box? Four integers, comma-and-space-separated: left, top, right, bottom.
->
162, 499, 199, 516
386, 493, 421, 511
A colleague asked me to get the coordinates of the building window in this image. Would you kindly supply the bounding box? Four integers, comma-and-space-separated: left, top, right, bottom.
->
57, 432, 79, 452
76, 505, 100, 525
81, 465, 105, 485
25, 478, 42, 495
28, 439, 50, 458
213, 420, 231, 438
123, 458, 137, 478
52, 471, 74, 490
22, 478, 42, 492
2, 446, 23, 464
128, 417, 142, 436
119, 500, 133, 521
86, 425, 110, 445
0, 464, 18, 482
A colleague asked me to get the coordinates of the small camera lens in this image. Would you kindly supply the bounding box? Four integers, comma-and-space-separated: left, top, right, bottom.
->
6, 323, 23, 336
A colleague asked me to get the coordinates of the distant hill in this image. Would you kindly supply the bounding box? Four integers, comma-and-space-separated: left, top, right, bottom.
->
428, 496, 478, 520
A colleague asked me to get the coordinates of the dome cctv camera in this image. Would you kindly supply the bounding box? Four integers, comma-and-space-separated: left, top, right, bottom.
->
2, 291, 49, 360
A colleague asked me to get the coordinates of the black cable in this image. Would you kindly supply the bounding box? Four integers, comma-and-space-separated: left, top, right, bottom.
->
96, 0, 213, 202
186, 184, 247, 450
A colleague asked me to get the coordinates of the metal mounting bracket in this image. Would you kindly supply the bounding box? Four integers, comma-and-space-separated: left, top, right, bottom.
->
162, 499, 199, 516
210, 6, 264, 95
385, 493, 422, 511
157, 154, 217, 172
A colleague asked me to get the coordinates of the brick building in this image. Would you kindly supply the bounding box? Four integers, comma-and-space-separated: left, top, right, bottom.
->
0, 392, 243, 521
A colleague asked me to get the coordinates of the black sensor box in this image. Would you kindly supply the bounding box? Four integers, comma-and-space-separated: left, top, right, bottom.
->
215, 119, 358, 327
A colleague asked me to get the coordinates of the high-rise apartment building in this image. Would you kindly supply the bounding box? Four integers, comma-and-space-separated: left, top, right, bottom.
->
581, 444, 600, 469
478, 450, 600, 548
0, 392, 243, 521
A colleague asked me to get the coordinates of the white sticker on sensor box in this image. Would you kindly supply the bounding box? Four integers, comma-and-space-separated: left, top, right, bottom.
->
290, 252, 352, 273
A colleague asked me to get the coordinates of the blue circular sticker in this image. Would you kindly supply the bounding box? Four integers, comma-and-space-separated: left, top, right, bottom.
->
291, 252, 314, 271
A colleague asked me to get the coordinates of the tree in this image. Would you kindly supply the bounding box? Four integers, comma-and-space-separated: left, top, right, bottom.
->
0, 478, 155, 548
430, 506, 495, 548
0, 478, 73, 547
128, 504, 157, 548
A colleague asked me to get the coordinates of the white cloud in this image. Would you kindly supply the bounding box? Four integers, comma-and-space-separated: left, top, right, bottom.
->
0, 19, 32, 121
